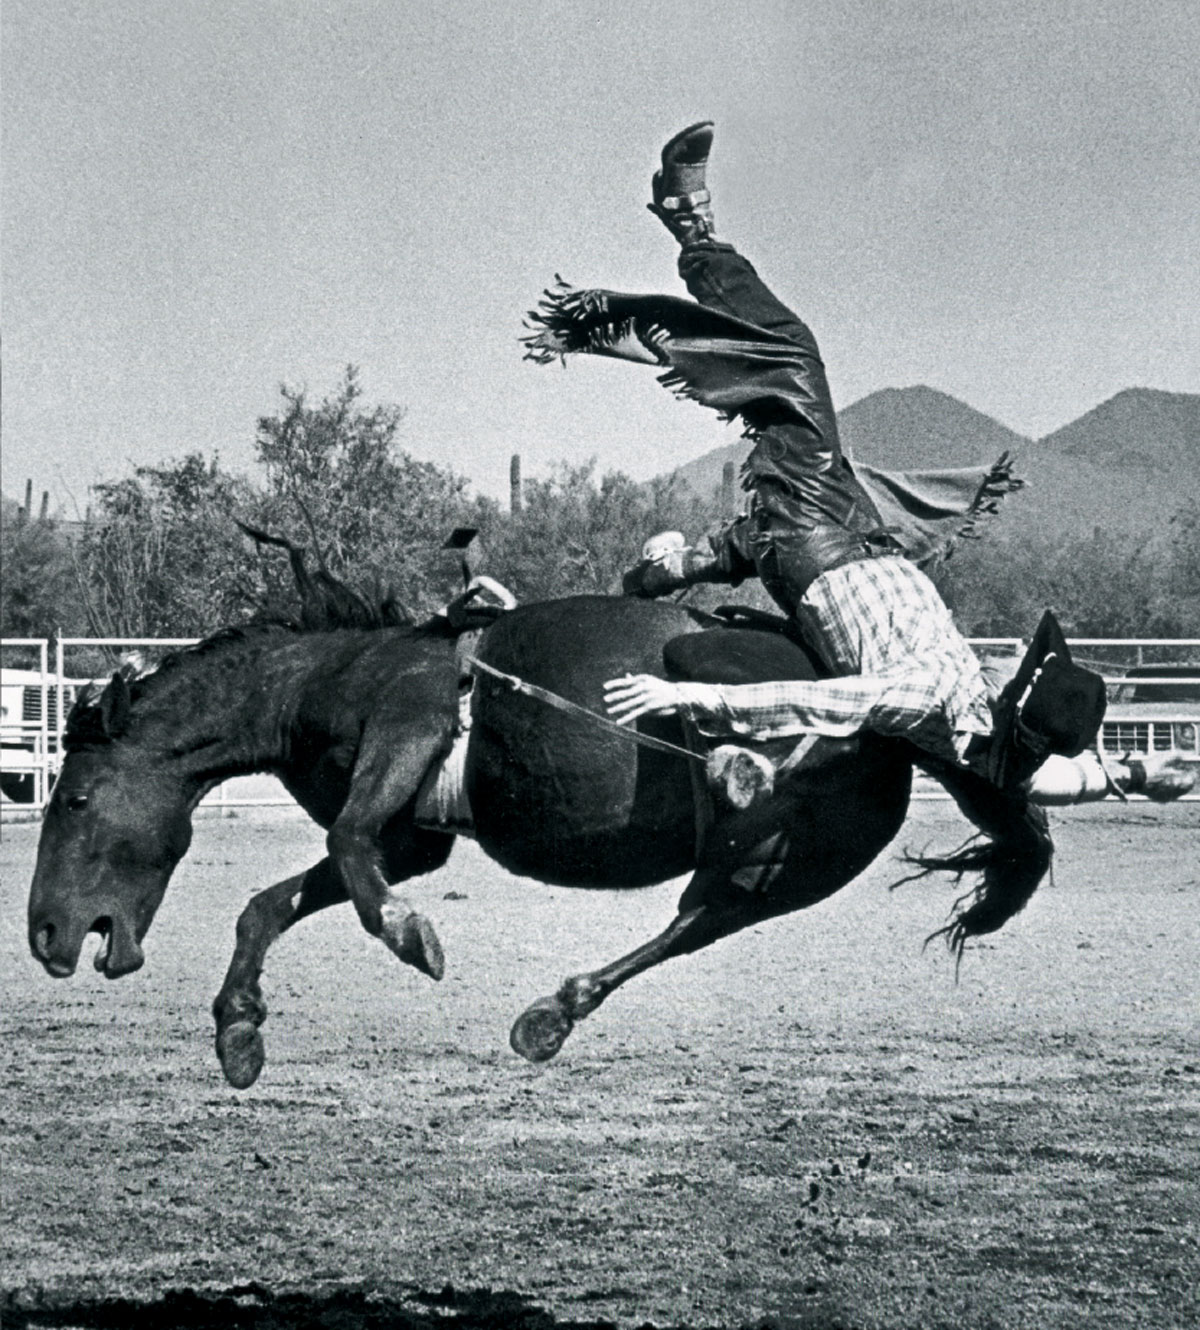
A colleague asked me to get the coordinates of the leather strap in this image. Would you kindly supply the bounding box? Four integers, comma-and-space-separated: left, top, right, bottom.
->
464, 655, 704, 764
659, 187, 711, 213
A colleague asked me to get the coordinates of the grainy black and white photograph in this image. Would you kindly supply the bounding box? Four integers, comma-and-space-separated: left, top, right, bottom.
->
2, 2, 1198, 1328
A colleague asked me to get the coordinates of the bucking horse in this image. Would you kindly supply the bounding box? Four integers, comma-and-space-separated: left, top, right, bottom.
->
27, 546, 1051, 1088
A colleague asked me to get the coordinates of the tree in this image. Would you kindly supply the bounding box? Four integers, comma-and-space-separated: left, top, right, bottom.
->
0, 511, 82, 642
938, 510, 1200, 639
52, 371, 491, 638
30, 365, 1197, 645
73, 454, 257, 637
477, 461, 727, 604
254, 367, 485, 614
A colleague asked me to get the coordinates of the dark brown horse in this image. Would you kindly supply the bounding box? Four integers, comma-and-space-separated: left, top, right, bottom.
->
27, 582, 1050, 1089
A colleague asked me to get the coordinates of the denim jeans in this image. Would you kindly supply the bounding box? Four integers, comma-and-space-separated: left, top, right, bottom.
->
678, 242, 887, 613
678, 242, 836, 428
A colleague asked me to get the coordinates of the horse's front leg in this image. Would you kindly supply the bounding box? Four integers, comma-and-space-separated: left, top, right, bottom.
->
213, 857, 347, 1088
326, 720, 453, 980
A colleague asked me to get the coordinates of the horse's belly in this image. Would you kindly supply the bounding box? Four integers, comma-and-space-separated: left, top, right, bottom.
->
467, 710, 697, 888
466, 595, 706, 888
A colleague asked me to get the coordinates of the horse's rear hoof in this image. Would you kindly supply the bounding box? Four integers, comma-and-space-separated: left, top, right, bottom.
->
397, 912, 445, 981
510, 996, 574, 1063
217, 1020, 265, 1089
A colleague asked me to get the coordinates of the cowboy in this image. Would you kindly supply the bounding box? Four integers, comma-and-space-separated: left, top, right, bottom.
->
526, 123, 1188, 804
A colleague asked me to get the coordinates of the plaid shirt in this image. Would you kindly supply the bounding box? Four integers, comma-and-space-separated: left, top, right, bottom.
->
677, 556, 994, 764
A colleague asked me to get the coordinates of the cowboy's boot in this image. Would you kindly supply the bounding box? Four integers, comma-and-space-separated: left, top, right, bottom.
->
648, 121, 715, 245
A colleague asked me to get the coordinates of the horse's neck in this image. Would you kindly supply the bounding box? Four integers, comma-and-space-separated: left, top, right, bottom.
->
145, 632, 349, 784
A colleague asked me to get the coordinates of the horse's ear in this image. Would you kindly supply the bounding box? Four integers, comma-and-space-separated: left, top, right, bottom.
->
99, 672, 132, 738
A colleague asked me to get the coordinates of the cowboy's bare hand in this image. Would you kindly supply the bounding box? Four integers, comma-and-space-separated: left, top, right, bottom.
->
603, 673, 682, 723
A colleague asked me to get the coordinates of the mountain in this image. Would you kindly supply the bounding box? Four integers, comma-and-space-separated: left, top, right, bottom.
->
667, 386, 1030, 501
1016, 389, 1199, 537
667, 386, 1199, 540
837, 386, 1031, 472
1038, 388, 1197, 470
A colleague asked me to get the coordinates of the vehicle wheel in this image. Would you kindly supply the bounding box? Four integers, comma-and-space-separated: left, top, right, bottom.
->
0, 770, 35, 803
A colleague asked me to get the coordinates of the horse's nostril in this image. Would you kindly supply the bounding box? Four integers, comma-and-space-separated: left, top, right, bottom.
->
33, 922, 55, 960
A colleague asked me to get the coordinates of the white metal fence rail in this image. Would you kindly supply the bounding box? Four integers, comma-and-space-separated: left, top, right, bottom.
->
0, 639, 52, 808
4, 635, 1199, 813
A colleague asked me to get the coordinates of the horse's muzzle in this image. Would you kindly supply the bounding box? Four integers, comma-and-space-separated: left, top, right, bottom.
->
29, 912, 145, 979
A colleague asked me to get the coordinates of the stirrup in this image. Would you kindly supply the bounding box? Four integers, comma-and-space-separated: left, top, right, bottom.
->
706, 745, 775, 811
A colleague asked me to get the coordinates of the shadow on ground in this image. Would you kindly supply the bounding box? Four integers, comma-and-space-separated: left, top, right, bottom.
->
3, 1283, 849, 1330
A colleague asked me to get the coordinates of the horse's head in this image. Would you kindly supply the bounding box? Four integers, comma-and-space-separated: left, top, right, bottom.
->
28, 673, 195, 980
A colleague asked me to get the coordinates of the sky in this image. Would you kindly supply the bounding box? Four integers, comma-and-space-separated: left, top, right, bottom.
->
3, 0, 1198, 514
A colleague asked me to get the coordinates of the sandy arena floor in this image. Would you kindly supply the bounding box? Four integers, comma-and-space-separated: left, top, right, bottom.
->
2, 800, 1198, 1329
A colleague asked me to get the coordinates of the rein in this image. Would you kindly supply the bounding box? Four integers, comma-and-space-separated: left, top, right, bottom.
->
463, 655, 705, 764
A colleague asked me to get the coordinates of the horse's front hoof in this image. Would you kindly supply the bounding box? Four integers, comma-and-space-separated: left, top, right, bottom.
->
395, 912, 445, 981
217, 1020, 265, 1089
510, 996, 574, 1062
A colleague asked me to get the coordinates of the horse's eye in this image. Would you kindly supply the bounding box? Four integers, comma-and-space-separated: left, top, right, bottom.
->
66, 794, 89, 813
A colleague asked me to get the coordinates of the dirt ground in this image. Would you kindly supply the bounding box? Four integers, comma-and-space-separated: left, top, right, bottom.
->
2, 800, 1198, 1330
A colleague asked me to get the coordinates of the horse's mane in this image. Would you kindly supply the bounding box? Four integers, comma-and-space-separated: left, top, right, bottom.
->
64, 526, 437, 749
236, 521, 418, 634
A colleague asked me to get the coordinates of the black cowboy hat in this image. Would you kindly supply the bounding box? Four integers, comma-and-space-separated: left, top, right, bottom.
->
987, 609, 1108, 791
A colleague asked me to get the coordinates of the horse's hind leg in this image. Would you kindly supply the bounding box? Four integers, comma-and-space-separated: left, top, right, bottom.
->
510, 884, 772, 1063
511, 740, 914, 1064
213, 858, 346, 1088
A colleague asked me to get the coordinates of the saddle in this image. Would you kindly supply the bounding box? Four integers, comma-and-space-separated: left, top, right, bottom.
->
666, 604, 824, 683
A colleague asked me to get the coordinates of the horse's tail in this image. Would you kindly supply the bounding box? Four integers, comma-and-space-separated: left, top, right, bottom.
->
237, 521, 313, 597
899, 757, 1054, 965
237, 520, 413, 629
